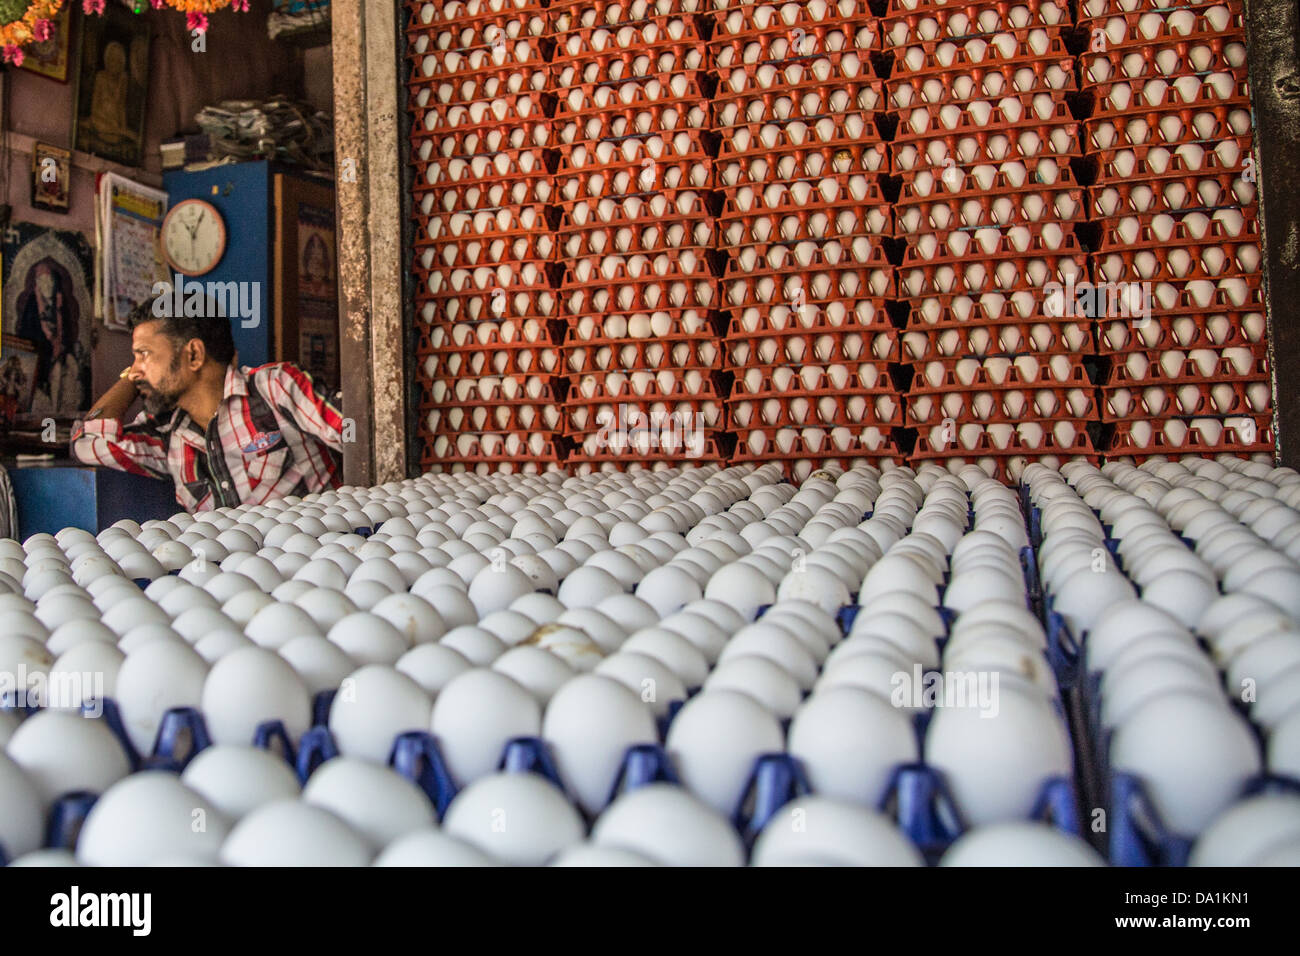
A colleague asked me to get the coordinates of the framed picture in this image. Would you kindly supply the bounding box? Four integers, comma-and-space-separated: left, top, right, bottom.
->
72, 3, 151, 168
273, 174, 340, 392
18, 4, 74, 82
1, 223, 95, 419
30, 143, 72, 213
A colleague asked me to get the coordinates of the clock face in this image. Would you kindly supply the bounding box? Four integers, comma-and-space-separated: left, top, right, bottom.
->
162, 199, 227, 276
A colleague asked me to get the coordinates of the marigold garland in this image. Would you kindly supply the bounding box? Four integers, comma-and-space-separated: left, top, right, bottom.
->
0, 0, 66, 67
1, 0, 249, 63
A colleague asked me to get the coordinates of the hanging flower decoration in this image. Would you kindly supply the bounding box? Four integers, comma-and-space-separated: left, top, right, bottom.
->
158, 0, 251, 34
2, 0, 248, 66
0, 0, 67, 66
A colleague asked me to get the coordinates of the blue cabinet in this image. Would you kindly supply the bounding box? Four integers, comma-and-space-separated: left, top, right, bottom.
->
7, 462, 180, 537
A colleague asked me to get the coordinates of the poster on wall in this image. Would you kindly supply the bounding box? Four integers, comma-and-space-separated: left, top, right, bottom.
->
31, 143, 72, 213
295, 202, 338, 389
97, 172, 168, 331
0, 224, 95, 421
73, 2, 151, 168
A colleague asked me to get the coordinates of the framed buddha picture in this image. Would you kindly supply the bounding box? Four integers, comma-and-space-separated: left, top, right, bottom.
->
72, 4, 151, 168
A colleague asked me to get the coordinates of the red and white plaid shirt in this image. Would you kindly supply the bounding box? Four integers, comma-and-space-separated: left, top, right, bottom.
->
71, 362, 344, 512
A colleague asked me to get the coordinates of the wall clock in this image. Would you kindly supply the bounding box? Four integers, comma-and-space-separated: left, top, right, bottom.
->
161, 198, 227, 276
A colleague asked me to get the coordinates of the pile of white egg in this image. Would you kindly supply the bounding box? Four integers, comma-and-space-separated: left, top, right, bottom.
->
1025, 458, 1300, 862
2, 457, 1298, 865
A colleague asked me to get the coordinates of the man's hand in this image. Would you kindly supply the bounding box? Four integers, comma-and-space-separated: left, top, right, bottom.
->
82, 370, 140, 426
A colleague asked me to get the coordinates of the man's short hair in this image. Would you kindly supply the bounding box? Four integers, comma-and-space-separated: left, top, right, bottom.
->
129, 293, 236, 365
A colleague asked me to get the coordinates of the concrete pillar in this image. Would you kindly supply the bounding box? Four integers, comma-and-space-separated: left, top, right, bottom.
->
1244, 0, 1300, 466
331, 0, 407, 486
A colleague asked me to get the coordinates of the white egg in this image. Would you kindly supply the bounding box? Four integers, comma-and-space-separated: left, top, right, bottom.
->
1269, 708, 1300, 779
302, 757, 435, 846
704, 655, 803, 718
220, 799, 372, 866
593, 651, 688, 719
0, 751, 45, 859
201, 646, 312, 746
548, 843, 659, 866
590, 783, 744, 866
926, 681, 1072, 826
467, 564, 538, 616
1190, 794, 1300, 866
430, 669, 541, 785
751, 797, 923, 866
5, 710, 131, 805
619, 628, 709, 687
665, 690, 785, 816
77, 771, 230, 866
556, 566, 625, 608
326, 612, 412, 667
329, 665, 432, 764
245, 602, 322, 649
439, 626, 507, 666
180, 745, 301, 820
114, 640, 209, 757
442, 772, 585, 865
543, 674, 657, 815
1112, 691, 1261, 835
940, 823, 1105, 866
277, 635, 356, 696
373, 828, 496, 866
788, 687, 918, 805
703, 563, 776, 621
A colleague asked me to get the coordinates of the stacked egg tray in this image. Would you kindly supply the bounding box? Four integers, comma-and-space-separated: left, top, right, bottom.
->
405, 0, 1278, 481
5, 459, 1300, 865
882, 0, 1102, 482
1021, 458, 1300, 866
711, 0, 906, 481
1078, 0, 1273, 462
408, 0, 567, 473
546, 1, 726, 472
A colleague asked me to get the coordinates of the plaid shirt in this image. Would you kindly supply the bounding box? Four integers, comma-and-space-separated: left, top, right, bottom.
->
71, 363, 344, 513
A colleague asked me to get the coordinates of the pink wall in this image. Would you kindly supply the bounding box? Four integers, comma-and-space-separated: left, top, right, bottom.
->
4, 0, 304, 399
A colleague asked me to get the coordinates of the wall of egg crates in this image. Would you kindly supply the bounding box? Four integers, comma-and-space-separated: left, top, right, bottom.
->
406, 0, 1273, 482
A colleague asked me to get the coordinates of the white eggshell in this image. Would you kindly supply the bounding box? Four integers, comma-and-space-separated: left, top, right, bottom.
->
591, 783, 744, 866
328, 665, 432, 764
940, 822, 1105, 866
0, 751, 45, 859
926, 682, 1072, 826
430, 669, 541, 785
5, 710, 131, 805
201, 646, 312, 746
665, 690, 785, 817
1190, 794, 1300, 866
372, 828, 496, 866
181, 745, 302, 820
542, 674, 657, 815
219, 799, 372, 866
78, 771, 230, 866
302, 757, 435, 846
751, 797, 923, 866
442, 772, 585, 865
1112, 691, 1262, 835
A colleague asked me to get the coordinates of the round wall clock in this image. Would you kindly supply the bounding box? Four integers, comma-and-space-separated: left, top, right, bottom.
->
161, 199, 227, 276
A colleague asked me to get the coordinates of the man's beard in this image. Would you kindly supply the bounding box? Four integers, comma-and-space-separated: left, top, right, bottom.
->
139, 356, 183, 416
